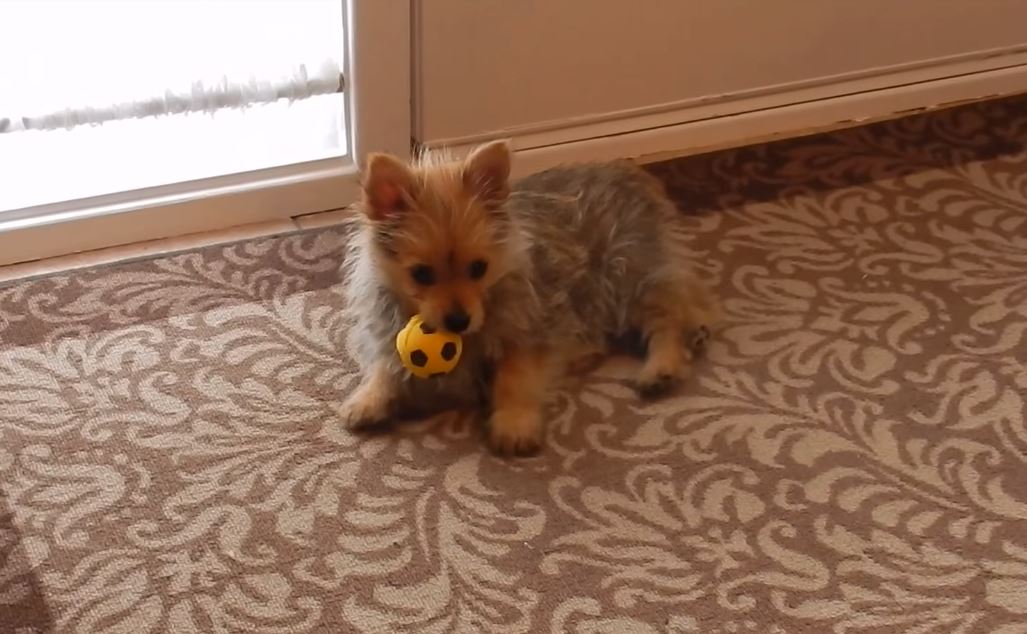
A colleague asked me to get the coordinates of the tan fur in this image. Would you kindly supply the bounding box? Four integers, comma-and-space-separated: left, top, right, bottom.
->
342, 141, 717, 455
359, 142, 519, 335
489, 349, 552, 455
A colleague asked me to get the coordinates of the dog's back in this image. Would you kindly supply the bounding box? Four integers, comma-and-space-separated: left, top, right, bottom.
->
505, 161, 713, 340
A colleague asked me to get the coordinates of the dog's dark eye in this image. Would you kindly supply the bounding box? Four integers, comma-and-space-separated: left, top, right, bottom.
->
468, 259, 488, 280
409, 264, 436, 286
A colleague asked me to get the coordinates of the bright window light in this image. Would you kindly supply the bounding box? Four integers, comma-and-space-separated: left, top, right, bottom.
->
0, 1, 347, 212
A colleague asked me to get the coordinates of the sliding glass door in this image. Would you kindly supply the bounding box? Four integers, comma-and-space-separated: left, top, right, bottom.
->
0, 0, 409, 265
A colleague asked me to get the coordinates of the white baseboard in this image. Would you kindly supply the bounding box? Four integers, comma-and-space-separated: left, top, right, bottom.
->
507, 61, 1027, 178
431, 47, 1027, 153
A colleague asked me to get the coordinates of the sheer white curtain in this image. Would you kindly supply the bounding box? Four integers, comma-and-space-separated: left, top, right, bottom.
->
0, 0, 344, 133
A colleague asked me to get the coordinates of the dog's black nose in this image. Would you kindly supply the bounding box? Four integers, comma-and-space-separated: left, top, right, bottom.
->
443, 310, 470, 334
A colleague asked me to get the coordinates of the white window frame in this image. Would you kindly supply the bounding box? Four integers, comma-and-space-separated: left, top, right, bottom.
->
0, 0, 409, 267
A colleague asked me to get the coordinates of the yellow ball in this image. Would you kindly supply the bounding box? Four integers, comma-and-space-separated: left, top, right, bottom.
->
395, 315, 463, 379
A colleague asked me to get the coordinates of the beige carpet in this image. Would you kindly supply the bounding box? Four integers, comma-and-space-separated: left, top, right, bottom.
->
3, 95, 1027, 633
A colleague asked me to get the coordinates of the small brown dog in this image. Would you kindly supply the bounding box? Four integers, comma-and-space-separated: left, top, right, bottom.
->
340, 141, 716, 455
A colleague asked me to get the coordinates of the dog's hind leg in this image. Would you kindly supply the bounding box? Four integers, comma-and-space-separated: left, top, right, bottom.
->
634, 273, 716, 398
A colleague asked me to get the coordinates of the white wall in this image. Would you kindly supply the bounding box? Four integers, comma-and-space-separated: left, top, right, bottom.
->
414, 0, 1027, 151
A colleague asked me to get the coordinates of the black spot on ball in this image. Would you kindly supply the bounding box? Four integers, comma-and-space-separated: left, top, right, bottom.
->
410, 349, 429, 367
419, 322, 436, 334
441, 342, 457, 361
429, 372, 446, 379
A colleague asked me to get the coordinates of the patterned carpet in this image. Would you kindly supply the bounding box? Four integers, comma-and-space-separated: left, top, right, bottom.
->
2, 95, 1027, 633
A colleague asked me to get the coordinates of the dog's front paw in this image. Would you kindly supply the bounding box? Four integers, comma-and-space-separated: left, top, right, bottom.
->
336, 390, 390, 430
487, 409, 542, 457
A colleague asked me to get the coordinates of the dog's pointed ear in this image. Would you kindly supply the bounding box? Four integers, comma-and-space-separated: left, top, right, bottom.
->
362, 153, 416, 221
463, 140, 511, 206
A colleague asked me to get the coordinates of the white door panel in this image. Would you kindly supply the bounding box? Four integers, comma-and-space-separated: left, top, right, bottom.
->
415, 0, 1027, 145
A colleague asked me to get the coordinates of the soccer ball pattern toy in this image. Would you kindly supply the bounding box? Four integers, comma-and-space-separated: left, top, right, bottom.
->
395, 315, 463, 378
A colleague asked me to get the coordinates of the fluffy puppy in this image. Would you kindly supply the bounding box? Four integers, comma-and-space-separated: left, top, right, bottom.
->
340, 141, 716, 455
